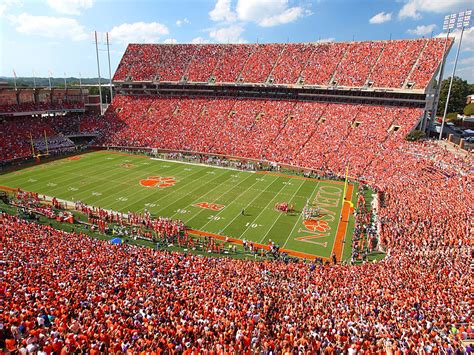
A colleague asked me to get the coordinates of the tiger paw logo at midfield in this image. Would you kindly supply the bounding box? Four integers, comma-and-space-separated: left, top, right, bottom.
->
139, 176, 177, 188
303, 219, 330, 233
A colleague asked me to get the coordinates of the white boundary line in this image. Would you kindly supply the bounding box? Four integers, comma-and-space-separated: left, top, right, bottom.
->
151, 157, 256, 173
181, 172, 256, 222
237, 178, 295, 240
329, 183, 355, 259
200, 175, 280, 232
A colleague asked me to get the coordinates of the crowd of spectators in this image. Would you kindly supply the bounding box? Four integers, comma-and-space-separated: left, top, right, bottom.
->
1, 35, 471, 352
0, 117, 56, 161
0, 102, 84, 113
0, 113, 105, 162
368, 39, 425, 88
113, 39, 449, 89
186, 44, 223, 82
334, 41, 385, 87
408, 38, 449, 89
1, 204, 471, 353
272, 43, 314, 85
240, 44, 284, 83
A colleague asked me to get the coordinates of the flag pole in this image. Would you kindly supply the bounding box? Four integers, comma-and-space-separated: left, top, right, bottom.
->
106, 32, 114, 102
343, 165, 349, 202
30, 132, 36, 158
12, 70, 17, 91
94, 31, 104, 115
48, 71, 52, 90
44, 130, 49, 156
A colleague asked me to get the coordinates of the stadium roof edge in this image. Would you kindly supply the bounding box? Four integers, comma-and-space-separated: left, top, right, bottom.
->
125, 37, 443, 46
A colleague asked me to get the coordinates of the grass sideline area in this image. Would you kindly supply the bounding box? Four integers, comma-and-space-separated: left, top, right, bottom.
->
0, 150, 357, 261
0, 199, 270, 261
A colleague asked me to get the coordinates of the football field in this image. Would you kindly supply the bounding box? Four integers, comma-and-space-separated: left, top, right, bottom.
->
0, 150, 356, 260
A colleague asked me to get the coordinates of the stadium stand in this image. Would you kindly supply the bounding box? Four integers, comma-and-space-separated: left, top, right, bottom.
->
0, 117, 56, 161
1, 36, 472, 353
271, 43, 314, 85
113, 38, 452, 89
0, 102, 85, 113
1, 193, 471, 353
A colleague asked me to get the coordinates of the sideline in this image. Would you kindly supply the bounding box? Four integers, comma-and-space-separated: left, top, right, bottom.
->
256, 171, 346, 185
150, 157, 256, 173
332, 183, 354, 262
188, 228, 329, 261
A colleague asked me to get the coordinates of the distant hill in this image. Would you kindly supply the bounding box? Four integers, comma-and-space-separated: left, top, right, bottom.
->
0, 76, 111, 89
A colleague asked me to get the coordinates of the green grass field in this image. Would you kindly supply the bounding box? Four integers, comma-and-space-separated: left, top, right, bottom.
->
0, 150, 356, 260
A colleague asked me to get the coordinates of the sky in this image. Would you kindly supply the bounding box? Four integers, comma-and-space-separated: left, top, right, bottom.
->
0, 0, 473, 82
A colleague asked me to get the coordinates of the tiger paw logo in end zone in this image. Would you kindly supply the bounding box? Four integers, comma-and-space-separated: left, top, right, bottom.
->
139, 176, 177, 188
303, 219, 330, 233
294, 219, 331, 247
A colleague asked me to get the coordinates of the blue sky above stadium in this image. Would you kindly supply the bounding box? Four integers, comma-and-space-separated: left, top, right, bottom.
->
0, 0, 473, 82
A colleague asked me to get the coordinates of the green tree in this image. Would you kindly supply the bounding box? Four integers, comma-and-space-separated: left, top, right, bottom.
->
468, 83, 474, 95
464, 103, 474, 116
437, 76, 469, 116
88, 86, 112, 103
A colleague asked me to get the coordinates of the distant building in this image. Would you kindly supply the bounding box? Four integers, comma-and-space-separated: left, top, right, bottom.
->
467, 94, 474, 104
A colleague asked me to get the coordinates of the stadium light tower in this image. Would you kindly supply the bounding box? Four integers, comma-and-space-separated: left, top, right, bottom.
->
12, 69, 17, 91
439, 9, 472, 140
106, 32, 114, 102
48, 70, 53, 90
94, 31, 104, 115
428, 13, 457, 132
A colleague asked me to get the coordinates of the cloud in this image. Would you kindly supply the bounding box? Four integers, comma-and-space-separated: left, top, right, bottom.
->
369, 11, 392, 24
191, 37, 211, 44
176, 18, 190, 27
456, 66, 474, 82
163, 38, 178, 44
398, 0, 472, 20
458, 57, 474, 66
209, 0, 236, 22
9, 13, 88, 41
47, 0, 93, 15
209, 25, 246, 43
236, 0, 308, 27
436, 27, 474, 52
258, 6, 305, 27
209, 0, 310, 27
110, 22, 169, 44
0, 0, 22, 17
318, 37, 335, 43
407, 24, 436, 36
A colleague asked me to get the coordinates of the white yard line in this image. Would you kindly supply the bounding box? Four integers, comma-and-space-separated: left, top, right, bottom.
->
200, 176, 280, 231
282, 180, 321, 248
153, 169, 235, 219
54, 161, 184, 201
151, 157, 256, 173
182, 172, 256, 223
113, 165, 210, 212
236, 177, 294, 240
259, 179, 307, 244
